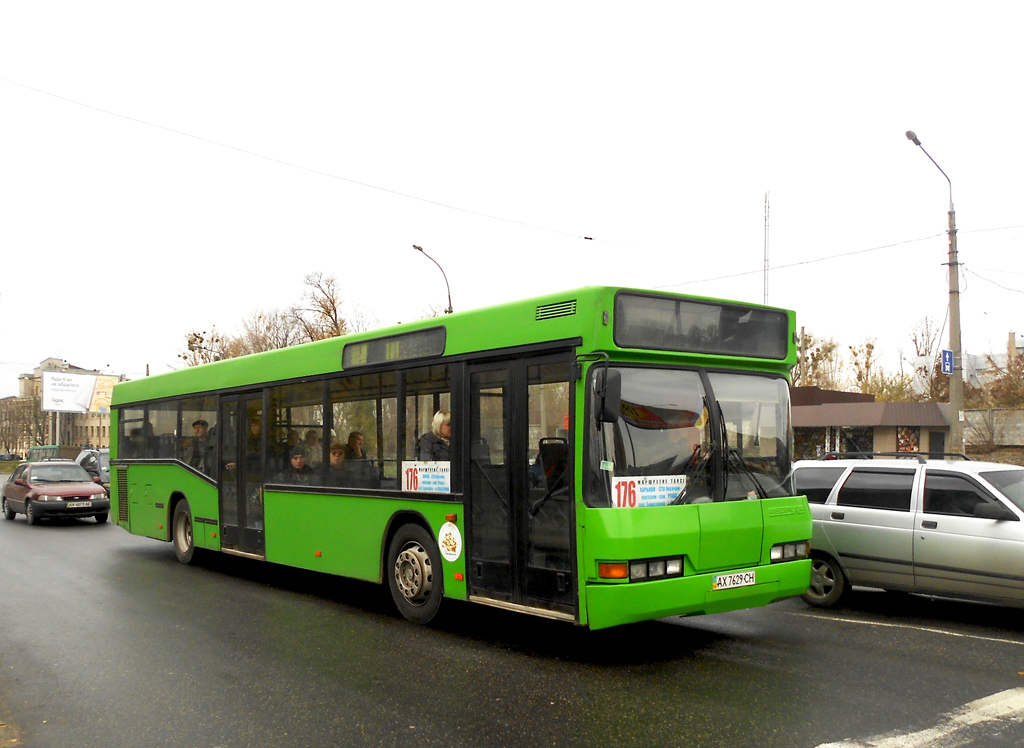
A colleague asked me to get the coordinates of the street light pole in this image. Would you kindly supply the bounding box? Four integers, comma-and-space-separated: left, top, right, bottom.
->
412, 245, 453, 314
906, 130, 964, 453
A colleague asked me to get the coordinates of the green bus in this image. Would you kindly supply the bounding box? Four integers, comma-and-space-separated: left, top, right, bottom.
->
110, 286, 811, 629
26, 444, 80, 462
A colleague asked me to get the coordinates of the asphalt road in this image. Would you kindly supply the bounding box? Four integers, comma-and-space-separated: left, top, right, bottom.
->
3, 515, 1024, 748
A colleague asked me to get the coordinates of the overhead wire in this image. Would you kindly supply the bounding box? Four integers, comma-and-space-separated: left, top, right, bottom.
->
963, 267, 1024, 296
0, 76, 602, 243
655, 234, 945, 289
2, 76, 1022, 276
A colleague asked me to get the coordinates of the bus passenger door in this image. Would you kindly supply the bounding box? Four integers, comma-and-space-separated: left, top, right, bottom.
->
467, 366, 514, 601
466, 357, 575, 618
218, 392, 266, 558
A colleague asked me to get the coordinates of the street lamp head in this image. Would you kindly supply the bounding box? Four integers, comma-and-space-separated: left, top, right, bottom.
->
411, 243, 454, 314
905, 130, 921, 146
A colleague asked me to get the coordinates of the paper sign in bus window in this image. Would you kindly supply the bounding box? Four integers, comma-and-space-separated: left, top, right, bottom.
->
612, 475, 686, 508
401, 461, 451, 493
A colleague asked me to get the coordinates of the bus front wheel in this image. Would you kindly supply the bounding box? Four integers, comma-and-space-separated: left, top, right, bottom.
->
387, 524, 443, 624
172, 500, 196, 564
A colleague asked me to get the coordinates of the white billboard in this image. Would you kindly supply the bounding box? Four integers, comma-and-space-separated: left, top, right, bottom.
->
41, 372, 118, 414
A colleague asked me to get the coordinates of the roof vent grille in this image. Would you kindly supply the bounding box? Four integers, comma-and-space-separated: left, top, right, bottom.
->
536, 300, 577, 321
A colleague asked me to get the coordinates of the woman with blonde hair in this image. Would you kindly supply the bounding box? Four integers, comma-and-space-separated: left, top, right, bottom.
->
417, 410, 451, 461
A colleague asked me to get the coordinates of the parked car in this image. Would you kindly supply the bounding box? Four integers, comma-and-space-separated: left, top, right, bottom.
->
2, 460, 110, 525
793, 454, 1024, 609
0, 453, 21, 462
76, 448, 110, 495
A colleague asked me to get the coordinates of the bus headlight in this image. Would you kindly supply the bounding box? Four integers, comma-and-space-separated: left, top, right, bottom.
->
770, 541, 810, 562
600, 557, 684, 581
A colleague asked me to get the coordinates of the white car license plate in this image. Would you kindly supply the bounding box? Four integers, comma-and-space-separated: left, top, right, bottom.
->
66, 501, 93, 508
713, 570, 756, 591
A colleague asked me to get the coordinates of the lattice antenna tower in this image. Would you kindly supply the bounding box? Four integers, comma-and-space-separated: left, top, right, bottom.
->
763, 192, 770, 304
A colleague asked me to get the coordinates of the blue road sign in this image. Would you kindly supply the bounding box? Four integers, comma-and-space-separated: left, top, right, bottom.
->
941, 349, 954, 375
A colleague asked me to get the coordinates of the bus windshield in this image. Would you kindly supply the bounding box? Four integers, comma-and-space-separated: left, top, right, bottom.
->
585, 367, 792, 507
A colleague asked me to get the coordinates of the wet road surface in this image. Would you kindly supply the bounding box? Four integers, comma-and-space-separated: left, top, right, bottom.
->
3, 515, 1024, 747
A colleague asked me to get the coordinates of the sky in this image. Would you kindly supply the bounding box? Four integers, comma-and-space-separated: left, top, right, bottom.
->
2, 2, 1022, 398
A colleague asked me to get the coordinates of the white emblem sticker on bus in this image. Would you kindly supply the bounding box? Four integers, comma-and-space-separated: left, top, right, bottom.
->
439, 521, 462, 562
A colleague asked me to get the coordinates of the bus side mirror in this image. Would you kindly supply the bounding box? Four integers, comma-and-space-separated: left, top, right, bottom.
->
594, 368, 621, 424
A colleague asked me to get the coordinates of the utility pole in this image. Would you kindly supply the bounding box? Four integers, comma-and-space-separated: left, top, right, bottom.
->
906, 131, 964, 453
763, 192, 770, 305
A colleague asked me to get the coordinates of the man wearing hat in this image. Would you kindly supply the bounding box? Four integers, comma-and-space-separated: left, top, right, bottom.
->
187, 419, 216, 475
276, 445, 317, 485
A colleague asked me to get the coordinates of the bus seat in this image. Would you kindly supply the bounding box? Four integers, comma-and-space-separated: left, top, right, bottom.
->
537, 437, 568, 491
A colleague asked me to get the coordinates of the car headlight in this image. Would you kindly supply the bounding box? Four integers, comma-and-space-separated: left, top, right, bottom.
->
37, 495, 62, 502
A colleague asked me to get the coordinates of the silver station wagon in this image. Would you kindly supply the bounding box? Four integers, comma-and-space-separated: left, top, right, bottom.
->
793, 455, 1024, 608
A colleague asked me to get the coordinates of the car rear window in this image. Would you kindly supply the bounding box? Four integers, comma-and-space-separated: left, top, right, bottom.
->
31, 465, 93, 483
793, 466, 846, 504
836, 468, 915, 512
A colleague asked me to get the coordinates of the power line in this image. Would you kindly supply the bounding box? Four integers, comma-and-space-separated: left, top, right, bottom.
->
0, 76, 603, 243
3, 77, 1021, 263
656, 233, 945, 289
963, 267, 1024, 296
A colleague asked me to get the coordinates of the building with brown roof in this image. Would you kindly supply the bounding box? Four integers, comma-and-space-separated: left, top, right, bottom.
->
792, 387, 951, 459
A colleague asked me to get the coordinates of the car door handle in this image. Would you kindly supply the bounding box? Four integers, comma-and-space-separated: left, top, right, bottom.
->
921, 520, 938, 529
830, 512, 845, 520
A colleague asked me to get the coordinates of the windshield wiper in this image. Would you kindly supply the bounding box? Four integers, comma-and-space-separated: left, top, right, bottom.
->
668, 449, 712, 505
727, 447, 768, 499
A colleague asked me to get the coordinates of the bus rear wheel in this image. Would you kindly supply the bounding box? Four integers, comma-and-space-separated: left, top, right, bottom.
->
387, 524, 443, 624
172, 500, 196, 564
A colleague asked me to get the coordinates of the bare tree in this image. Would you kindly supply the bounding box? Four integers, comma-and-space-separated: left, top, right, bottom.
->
176, 272, 368, 365
347, 303, 381, 333
794, 330, 845, 390
5, 396, 46, 450
0, 397, 17, 453
965, 408, 1001, 455
230, 309, 304, 356
417, 303, 446, 320
290, 272, 348, 342
179, 327, 228, 366
980, 354, 1024, 408
909, 316, 941, 358
848, 339, 880, 395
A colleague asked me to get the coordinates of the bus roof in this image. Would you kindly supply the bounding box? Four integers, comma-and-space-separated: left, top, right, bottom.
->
113, 286, 795, 405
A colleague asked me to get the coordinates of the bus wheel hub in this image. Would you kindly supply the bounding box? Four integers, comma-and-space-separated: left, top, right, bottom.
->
395, 542, 432, 603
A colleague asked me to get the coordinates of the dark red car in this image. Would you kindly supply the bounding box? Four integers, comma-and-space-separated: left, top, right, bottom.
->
2, 461, 110, 525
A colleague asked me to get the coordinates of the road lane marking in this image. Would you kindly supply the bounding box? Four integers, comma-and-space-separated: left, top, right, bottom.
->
786, 610, 1024, 647
815, 688, 1024, 747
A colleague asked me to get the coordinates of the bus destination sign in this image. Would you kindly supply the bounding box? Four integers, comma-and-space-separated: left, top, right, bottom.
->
343, 327, 446, 369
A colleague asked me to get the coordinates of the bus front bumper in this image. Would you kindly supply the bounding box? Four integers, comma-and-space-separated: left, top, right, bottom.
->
585, 559, 811, 630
